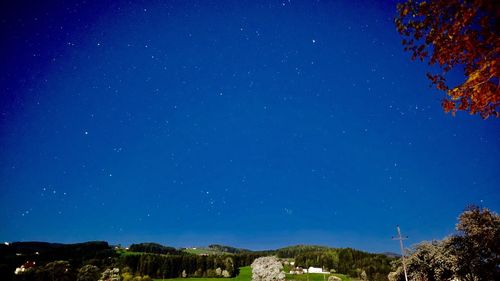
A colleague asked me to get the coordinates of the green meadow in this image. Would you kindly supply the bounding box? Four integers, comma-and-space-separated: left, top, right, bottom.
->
154, 266, 352, 281
154, 266, 252, 281
285, 273, 351, 281
182, 248, 225, 255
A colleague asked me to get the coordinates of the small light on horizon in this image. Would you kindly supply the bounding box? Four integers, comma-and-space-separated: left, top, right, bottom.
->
4, 242, 9, 246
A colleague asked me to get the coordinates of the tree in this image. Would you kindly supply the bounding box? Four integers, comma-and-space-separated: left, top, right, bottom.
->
360, 270, 368, 281
224, 256, 235, 276
448, 206, 500, 281
99, 268, 121, 281
395, 0, 499, 119
36, 261, 75, 281
390, 240, 454, 281
128, 243, 181, 255
251, 257, 285, 281
77, 265, 100, 281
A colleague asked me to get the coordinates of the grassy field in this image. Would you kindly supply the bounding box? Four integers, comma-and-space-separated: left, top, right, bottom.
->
116, 249, 147, 256
154, 266, 252, 281
182, 247, 224, 255
153, 266, 351, 281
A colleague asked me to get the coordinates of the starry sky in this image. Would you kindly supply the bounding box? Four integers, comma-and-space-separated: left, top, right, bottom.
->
0, 0, 499, 253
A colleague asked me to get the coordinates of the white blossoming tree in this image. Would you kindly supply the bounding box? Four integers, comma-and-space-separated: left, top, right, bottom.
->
251, 257, 285, 281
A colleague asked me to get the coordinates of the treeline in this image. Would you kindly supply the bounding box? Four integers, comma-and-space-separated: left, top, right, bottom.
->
0, 241, 114, 263
207, 244, 251, 254
268, 245, 331, 258
129, 242, 184, 255
121, 252, 264, 278
249, 244, 393, 281
122, 253, 237, 278
0, 241, 117, 281
234, 253, 263, 267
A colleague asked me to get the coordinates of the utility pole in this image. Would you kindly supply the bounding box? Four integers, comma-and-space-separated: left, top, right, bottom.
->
392, 225, 409, 281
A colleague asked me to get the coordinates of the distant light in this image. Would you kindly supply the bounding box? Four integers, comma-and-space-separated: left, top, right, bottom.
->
4, 242, 9, 246
312, 39, 316, 43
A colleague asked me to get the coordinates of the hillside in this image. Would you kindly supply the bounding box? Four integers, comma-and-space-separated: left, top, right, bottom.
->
181, 244, 251, 255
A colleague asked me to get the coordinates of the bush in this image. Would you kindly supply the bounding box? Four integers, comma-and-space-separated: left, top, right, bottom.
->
78, 265, 100, 281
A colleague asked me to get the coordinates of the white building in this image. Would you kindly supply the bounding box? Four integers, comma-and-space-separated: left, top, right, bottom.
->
289, 266, 329, 275
307, 267, 328, 274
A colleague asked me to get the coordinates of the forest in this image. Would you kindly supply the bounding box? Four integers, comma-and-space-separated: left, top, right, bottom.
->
291, 247, 392, 281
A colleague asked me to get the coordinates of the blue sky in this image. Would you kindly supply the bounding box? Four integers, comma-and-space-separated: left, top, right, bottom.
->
1, 0, 498, 253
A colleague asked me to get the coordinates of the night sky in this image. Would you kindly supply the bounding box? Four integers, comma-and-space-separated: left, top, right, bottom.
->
1, 0, 499, 253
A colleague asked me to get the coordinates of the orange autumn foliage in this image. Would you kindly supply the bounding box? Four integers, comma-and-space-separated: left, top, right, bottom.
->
395, 0, 499, 119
